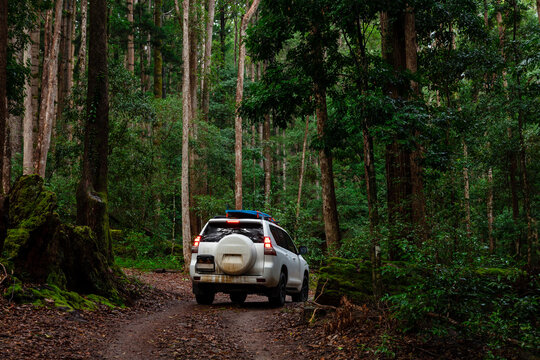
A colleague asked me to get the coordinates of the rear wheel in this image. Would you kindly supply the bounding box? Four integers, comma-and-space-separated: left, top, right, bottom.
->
229, 292, 247, 304
292, 274, 309, 302
195, 291, 215, 305
269, 272, 287, 307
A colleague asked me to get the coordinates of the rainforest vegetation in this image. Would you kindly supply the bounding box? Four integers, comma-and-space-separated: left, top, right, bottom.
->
0, 0, 539, 357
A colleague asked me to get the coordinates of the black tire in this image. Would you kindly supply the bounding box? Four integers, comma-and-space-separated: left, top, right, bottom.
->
230, 292, 247, 304
195, 291, 215, 305
269, 272, 287, 307
292, 274, 309, 302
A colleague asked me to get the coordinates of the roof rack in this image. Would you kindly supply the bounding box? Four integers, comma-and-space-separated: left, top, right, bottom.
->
225, 210, 277, 224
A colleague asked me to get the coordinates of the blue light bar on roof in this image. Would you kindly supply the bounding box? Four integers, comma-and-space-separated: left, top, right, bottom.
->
225, 210, 277, 223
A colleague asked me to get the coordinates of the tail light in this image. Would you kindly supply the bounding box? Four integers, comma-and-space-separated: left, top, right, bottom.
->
263, 236, 276, 256
192, 235, 201, 253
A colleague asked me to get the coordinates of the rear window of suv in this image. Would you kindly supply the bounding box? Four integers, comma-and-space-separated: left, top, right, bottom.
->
201, 221, 264, 243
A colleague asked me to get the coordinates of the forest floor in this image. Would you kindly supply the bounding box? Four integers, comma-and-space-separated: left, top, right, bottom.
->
0, 269, 500, 359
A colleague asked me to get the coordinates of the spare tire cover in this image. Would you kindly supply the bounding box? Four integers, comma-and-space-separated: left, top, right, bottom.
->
215, 234, 257, 275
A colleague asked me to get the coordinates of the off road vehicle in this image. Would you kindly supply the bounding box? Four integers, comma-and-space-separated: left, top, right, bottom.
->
189, 210, 309, 306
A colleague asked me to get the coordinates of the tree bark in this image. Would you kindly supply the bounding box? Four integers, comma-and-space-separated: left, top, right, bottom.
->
511, 2, 535, 266
463, 140, 472, 237
316, 98, 341, 254
537, 0, 540, 25
381, 7, 428, 258
34, 0, 63, 178
201, 0, 216, 121
0, 0, 5, 198
282, 128, 286, 191
176, 0, 192, 270
2, 119, 10, 195
188, 0, 200, 236
57, 0, 75, 124
296, 116, 309, 220
405, 6, 427, 243
234, 0, 261, 210
23, 31, 33, 175
263, 113, 271, 206
487, 167, 494, 253
76, 0, 113, 263
219, 3, 226, 66
154, 0, 163, 98
78, 0, 88, 82
127, 0, 135, 72
363, 125, 380, 297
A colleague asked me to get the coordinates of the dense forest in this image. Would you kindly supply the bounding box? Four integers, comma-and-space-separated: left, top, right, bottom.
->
0, 0, 539, 357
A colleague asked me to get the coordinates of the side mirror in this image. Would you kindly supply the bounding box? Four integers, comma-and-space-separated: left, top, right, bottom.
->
298, 246, 308, 255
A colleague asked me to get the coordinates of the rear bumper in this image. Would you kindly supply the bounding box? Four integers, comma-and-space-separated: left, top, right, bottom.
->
190, 256, 281, 290
192, 280, 274, 296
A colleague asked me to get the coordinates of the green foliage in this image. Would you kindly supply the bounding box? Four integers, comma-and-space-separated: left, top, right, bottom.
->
384, 259, 539, 351
112, 230, 183, 271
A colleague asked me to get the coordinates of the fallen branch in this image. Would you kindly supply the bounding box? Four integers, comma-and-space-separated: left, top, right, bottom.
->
308, 300, 337, 310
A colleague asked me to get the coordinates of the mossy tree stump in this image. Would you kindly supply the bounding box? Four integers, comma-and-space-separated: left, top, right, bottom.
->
0, 175, 118, 298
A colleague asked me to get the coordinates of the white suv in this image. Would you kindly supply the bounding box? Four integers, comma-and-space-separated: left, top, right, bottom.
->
189, 210, 309, 306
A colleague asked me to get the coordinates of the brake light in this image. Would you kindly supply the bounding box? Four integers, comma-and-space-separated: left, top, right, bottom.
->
192, 235, 201, 253
263, 236, 276, 256
227, 220, 240, 224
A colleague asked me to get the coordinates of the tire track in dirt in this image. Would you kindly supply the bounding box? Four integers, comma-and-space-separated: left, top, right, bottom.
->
104, 293, 305, 360
103, 300, 188, 359
217, 296, 305, 360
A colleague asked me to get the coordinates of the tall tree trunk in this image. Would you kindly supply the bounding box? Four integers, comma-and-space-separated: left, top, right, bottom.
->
138, 2, 146, 91
511, 2, 535, 266
381, 7, 427, 259
78, 0, 88, 82
188, 0, 199, 236
282, 128, 286, 191
316, 87, 341, 254
201, 0, 215, 121
487, 167, 494, 253
34, 0, 63, 178
463, 140, 472, 237
234, 0, 261, 210
233, 15, 237, 69
405, 6, 427, 242
219, 3, 226, 66
57, 0, 75, 124
76, 0, 113, 263
176, 0, 192, 270
23, 23, 40, 175
127, 0, 135, 72
145, 0, 152, 92
6, 47, 23, 187
23, 31, 33, 175
311, 21, 341, 253
263, 113, 271, 206
153, 0, 163, 98
296, 115, 309, 220
363, 125, 381, 297
0, 0, 5, 200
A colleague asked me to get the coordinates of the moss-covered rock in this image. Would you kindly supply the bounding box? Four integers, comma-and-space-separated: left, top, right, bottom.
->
1, 175, 121, 301
314, 257, 373, 306
314, 258, 417, 306
3, 280, 117, 311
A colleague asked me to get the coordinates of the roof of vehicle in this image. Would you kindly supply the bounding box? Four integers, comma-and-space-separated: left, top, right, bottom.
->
224, 209, 277, 224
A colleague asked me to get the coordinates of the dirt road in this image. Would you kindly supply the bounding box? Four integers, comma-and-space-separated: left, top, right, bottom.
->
1, 270, 492, 359
104, 272, 309, 360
